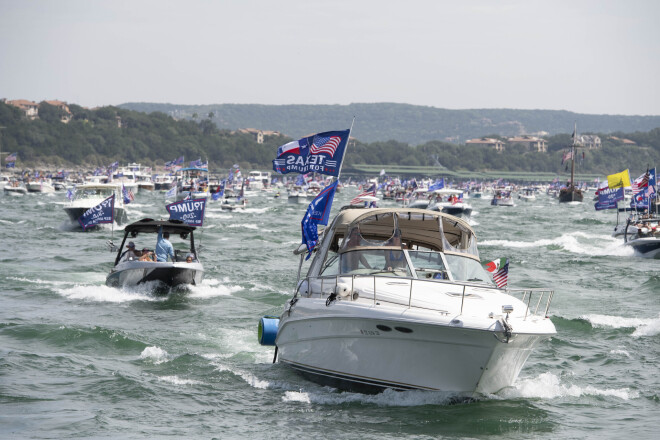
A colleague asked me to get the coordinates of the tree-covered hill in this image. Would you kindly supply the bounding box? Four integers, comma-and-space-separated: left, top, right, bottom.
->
1, 101, 659, 178
119, 102, 660, 145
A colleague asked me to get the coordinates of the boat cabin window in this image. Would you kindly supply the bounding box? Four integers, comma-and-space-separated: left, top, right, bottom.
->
320, 253, 340, 276
339, 249, 411, 277
444, 254, 494, 286
407, 250, 449, 280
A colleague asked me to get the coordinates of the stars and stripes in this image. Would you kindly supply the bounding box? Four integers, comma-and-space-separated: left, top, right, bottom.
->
310, 135, 341, 157
122, 184, 135, 204
484, 257, 509, 288
5, 152, 17, 162
350, 184, 376, 205
632, 171, 649, 195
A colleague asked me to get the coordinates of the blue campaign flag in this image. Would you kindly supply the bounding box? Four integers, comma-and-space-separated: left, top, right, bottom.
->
273, 129, 350, 177
78, 195, 115, 230
6, 161, 15, 168
301, 181, 338, 259
428, 178, 445, 191
166, 198, 206, 227
594, 187, 623, 210
66, 187, 76, 201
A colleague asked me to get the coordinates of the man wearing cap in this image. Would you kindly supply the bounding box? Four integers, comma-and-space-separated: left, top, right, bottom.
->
122, 242, 140, 261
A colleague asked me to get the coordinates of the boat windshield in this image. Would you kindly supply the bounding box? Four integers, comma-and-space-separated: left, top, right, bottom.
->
74, 188, 115, 200
337, 249, 411, 277
443, 254, 494, 285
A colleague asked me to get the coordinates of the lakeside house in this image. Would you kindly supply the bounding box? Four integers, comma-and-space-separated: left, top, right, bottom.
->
3, 98, 73, 123
507, 135, 547, 152
237, 128, 282, 144
465, 137, 506, 152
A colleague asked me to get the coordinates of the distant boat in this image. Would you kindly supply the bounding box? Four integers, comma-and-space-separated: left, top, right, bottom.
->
559, 123, 584, 203
63, 183, 128, 227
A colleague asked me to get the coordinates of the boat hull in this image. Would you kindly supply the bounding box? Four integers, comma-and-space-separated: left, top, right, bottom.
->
106, 261, 204, 288
276, 301, 552, 395
558, 188, 583, 203
625, 238, 660, 259
3, 186, 27, 195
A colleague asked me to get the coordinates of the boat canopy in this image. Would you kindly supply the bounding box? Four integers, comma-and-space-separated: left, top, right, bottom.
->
124, 218, 197, 234
325, 208, 479, 259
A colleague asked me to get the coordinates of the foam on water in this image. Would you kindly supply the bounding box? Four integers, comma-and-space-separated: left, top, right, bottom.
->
56, 283, 161, 303
282, 388, 455, 406
140, 346, 170, 364
211, 361, 270, 389
501, 372, 639, 400
157, 375, 203, 386
581, 313, 660, 337
187, 277, 243, 299
481, 231, 634, 257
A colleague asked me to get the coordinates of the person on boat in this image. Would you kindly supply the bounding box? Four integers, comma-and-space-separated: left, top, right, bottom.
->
156, 227, 175, 262
121, 242, 140, 261
185, 254, 194, 263
139, 247, 155, 262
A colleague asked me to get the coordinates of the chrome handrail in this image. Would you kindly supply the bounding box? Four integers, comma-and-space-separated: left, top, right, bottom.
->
302, 275, 554, 318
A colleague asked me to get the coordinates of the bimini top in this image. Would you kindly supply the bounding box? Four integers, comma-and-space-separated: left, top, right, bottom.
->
124, 218, 196, 234
323, 207, 479, 259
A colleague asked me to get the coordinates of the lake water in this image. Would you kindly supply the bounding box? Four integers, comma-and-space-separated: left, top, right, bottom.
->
1, 187, 658, 439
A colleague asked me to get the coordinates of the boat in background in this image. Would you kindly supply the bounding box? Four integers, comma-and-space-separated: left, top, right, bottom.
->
3, 179, 27, 196
176, 167, 209, 200
26, 179, 56, 193
63, 183, 128, 226
106, 218, 204, 289
491, 190, 514, 206
623, 215, 660, 258
559, 124, 584, 203
518, 187, 537, 201
428, 188, 472, 218
261, 207, 556, 396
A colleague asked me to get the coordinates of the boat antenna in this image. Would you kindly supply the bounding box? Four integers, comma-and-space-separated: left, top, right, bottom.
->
334, 116, 355, 184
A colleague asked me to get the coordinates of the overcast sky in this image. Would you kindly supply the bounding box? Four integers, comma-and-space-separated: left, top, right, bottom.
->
1, 0, 658, 115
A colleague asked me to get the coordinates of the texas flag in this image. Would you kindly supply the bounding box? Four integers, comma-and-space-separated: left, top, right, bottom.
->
277, 138, 309, 157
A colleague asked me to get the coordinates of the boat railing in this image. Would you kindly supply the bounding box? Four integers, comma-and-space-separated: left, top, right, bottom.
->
301, 275, 554, 318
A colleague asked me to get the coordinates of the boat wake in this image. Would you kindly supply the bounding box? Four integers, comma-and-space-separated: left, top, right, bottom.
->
499, 372, 640, 400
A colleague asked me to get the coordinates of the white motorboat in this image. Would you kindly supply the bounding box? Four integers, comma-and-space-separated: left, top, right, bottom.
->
154, 174, 175, 191
4, 179, 27, 195
26, 180, 56, 193
428, 189, 472, 219
106, 218, 204, 289
63, 183, 128, 227
623, 216, 660, 259
260, 207, 556, 396
176, 167, 209, 200
288, 188, 308, 204
518, 188, 536, 202
247, 170, 271, 190
491, 190, 515, 206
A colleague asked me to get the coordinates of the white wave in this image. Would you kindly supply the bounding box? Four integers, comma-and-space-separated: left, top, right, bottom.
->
140, 346, 170, 364
581, 313, 660, 337
205, 212, 233, 219
157, 375, 202, 385
56, 283, 160, 303
211, 361, 270, 389
501, 372, 639, 400
187, 278, 243, 299
609, 349, 631, 358
282, 388, 454, 406
242, 207, 270, 214
226, 223, 259, 230
481, 231, 634, 257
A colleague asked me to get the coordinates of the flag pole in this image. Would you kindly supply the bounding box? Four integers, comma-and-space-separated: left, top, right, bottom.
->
334, 116, 355, 183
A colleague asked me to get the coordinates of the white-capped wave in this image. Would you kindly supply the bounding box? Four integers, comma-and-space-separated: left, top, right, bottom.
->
282, 388, 455, 406
211, 361, 270, 389
581, 313, 660, 337
187, 278, 243, 299
158, 375, 202, 385
226, 223, 259, 230
140, 346, 170, 364
56, 283, 161, 303
501, 372, 639, 400
481, 231, 634, 257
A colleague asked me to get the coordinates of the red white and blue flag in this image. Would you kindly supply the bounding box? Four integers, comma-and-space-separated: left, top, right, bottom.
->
5, 152, 17, 162
484, 257, 509, 288
122, 184, 135, 204
351, 184, 377, 205
273, 129, 349, 177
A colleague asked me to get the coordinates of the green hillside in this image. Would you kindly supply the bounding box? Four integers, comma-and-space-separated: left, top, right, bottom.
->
119, 102, 660, 145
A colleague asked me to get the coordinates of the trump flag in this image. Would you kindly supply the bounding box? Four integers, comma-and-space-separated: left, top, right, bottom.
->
166, 198, 207, 227
78, 195, 115, 230
273, 129, 349, 177
301, 181, 338, 259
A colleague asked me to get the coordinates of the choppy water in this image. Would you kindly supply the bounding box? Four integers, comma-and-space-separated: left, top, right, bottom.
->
1, 188, 658, 439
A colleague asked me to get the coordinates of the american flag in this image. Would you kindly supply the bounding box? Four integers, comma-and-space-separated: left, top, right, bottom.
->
632, 171, 649, 195
310, 135, 341, 157
350, 184, 376, 205
493, 262, 509, 288
5, 152, 16, 162
122, 185, 135, 204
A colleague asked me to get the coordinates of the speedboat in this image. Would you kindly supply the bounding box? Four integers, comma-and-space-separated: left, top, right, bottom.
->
623, 216, 660, 259
288, 188, 308, 204
63, 183, 128, 226
26, 179, 56, 193
3, 180, 27, 195
428, 189, 472, 219
261, 207, 556, 396
154, 174, 175, 191
220, 198, 247, 211
518, 188, 536, 201
491, 190, 514, 206
106, 218, 204, 288
175, 167, 209, 200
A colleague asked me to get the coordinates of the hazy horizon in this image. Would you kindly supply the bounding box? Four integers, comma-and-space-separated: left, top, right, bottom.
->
2, 0, 659, 116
